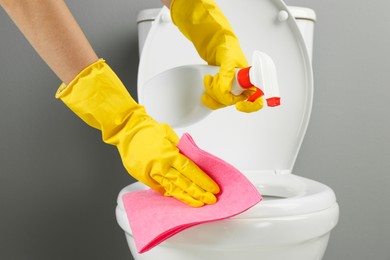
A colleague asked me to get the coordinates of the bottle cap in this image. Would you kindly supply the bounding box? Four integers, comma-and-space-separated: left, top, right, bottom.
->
237, 67, 253, 89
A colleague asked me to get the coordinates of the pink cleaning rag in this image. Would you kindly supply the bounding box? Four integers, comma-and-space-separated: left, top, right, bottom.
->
122, 133, 262, 253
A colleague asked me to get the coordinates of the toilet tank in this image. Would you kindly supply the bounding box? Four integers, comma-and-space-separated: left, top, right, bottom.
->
136, 6, 316, 59
136, 8, 162, 56
287, 6, 316, 61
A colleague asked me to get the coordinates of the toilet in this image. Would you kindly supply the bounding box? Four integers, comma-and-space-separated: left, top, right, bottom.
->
116, 0, 339, 259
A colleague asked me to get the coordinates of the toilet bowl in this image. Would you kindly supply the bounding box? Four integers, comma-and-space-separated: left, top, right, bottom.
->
116, 1, 339, 259
116, 172, 338, 259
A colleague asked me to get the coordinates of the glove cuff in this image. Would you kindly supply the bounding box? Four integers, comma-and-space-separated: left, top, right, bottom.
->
55, 59, 105, 99
55, 59, 145, 142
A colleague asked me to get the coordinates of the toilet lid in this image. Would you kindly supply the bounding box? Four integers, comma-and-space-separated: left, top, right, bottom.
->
138, 0, 313, 173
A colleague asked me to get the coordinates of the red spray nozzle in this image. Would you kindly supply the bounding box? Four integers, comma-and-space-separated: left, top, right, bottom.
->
232, 51, 280, 107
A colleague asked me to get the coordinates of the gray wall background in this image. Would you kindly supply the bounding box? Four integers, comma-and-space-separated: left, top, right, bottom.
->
0, 0, 389, 259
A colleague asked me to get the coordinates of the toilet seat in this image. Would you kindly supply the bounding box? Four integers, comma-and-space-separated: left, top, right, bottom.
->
234, 171, 336, 218
117, 172, 336, 222
138, 0, 314, 174
129, 0, 337, 223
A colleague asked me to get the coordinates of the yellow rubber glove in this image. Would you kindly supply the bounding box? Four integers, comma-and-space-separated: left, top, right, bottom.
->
170, 0, 263, 112
56, 59, 220, 207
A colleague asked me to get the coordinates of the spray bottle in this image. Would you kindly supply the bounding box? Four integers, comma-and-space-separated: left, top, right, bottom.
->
231, 51, 280, 107
140, 50, 280, 127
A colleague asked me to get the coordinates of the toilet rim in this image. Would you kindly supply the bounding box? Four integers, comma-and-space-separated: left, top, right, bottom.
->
116, 171, 337, 219
234, 171, 337, 218
115, 172, 339, 249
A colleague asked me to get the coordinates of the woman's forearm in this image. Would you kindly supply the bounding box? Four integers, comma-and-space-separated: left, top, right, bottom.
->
0, 0, 98, 84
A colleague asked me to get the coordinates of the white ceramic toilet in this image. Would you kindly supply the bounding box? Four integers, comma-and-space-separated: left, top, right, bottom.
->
116, 0, 339, 259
